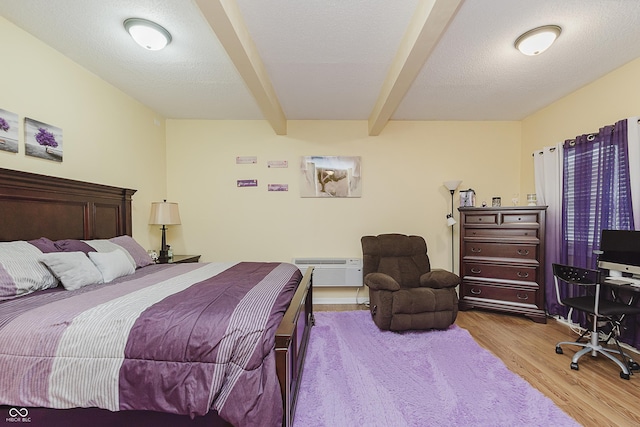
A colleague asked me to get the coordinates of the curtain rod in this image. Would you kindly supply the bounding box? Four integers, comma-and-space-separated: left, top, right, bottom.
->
531, 117, 638, 156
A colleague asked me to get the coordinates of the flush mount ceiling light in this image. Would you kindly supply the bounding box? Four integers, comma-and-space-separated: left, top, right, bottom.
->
124, 18, 172, 51
514, 25, 561, 56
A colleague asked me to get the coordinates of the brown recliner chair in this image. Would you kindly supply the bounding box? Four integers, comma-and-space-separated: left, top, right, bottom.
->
361, 233, 459, 331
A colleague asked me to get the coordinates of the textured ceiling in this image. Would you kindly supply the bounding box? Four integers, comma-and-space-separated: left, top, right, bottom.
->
1, 0, 639, 134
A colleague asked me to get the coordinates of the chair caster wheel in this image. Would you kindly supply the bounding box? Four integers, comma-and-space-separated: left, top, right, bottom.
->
620, 371, 630, 380
570, 362, 579, 370
555, 346, 563, 354
629, 361, 640, 371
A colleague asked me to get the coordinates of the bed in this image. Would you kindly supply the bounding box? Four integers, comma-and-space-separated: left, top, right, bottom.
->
0, 167, 314, 427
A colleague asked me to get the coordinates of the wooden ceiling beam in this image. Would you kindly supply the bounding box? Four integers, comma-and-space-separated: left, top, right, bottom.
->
195, 0, 287, 135
368, 0, 463, 136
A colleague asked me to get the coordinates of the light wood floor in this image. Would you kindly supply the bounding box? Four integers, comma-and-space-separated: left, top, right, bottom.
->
314, 304, 640, 427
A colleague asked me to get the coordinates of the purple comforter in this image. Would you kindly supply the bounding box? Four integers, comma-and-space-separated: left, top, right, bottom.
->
0, 262, 301, 427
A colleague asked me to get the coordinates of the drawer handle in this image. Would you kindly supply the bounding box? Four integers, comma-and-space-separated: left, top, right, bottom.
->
517, 249, 530, 256
478, 218, 483, 221
471, 268, 482, 274
517, 293, 529, 300
517, 271, 529, 278
470, 288, 481, 295
471, 247, 482, 253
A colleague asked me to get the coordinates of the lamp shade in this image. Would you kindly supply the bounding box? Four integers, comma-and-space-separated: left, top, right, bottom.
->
447, 214, 457, 227
149, 201, 181, 225
443, 180, 462, 192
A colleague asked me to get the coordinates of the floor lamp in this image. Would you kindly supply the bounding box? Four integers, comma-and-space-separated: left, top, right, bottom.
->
444, 180, 462, 272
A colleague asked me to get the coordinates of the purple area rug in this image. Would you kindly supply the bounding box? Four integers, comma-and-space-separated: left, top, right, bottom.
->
293, 311, 579, 427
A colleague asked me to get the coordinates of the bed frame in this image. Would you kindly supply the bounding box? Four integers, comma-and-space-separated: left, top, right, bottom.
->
0, 167, 314, 427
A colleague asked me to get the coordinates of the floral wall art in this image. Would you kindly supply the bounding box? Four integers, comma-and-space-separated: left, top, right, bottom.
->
0, 108, 19, 154
24, 118, 63, 162
300, 156, 362, 197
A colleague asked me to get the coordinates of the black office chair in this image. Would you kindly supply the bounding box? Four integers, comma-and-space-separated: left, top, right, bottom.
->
553, 263, 640, 379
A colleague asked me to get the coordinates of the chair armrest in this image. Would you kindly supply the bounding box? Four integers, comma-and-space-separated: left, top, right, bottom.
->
364, 272, 401, 291
420, 269, 460, 289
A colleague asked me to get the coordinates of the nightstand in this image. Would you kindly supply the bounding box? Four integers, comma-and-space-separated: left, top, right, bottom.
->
158, 255, 201, 264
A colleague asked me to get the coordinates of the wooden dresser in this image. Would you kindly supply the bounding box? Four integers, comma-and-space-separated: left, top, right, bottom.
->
458, 206, 547, 323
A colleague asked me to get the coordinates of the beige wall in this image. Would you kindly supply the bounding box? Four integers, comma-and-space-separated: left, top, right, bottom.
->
14, 12, 640, 303
520, 57, 640, 195
0, 17, 167, 250
166, 119, 522, 300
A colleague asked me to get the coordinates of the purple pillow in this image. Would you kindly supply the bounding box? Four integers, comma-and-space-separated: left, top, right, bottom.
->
55, 239, 94, 254
109, 235, 154, 268
28, 237, 60, 253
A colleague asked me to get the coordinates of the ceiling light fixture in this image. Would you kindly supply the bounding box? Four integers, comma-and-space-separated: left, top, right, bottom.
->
514, 25, 561, 56
124, 18, 172, 51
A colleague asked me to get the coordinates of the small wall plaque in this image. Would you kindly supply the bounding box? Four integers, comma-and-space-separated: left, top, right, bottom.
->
268, 184, 288, 191
267, 160, 288, 168
237, 179, 258, 187
236, 156, 257, 164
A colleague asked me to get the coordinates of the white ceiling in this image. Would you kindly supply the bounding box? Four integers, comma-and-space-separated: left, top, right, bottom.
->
1, 0, 639, 134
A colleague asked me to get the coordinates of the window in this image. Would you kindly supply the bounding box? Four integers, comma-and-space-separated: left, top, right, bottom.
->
562, 123, 634, 268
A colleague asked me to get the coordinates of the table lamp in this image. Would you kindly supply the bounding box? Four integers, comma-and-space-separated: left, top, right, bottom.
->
149, 200, 181, 263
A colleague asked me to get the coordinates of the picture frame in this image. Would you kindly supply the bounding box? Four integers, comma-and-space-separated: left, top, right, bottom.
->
300, 156, 362, 198
0, 108, 19, 154
24, 117, 63, 162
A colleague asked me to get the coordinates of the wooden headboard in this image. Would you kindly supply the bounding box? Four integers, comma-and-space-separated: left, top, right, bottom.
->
0, 168, 136, 242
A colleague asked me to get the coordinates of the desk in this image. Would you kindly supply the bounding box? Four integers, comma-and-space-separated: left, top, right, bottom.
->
602, 278, 640, 306
592, 278, 640, 376
600, 279, 640, 345
603, 277, 640, 290
602, 278, 640, 296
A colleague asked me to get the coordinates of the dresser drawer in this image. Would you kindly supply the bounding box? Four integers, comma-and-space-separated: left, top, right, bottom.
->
463, 262, 537, 282
462, 282, 538, 306
465, 228, 538, 239
464, 214, 498, 225
464, 242, 538, 260
502, 212, 540, 225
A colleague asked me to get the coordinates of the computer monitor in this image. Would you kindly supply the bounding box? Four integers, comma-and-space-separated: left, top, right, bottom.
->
597, 229, 640, 277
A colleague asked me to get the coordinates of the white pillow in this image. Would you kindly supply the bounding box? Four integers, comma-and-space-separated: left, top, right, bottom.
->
40, 252, 103, 291
84, 240, 137, 269
88, 250, 135, 283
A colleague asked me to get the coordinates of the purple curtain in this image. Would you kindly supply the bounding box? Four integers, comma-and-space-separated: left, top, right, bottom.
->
556, 120, 636, 342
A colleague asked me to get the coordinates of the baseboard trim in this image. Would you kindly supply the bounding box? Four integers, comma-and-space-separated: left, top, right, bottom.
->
313, 297, 369, 305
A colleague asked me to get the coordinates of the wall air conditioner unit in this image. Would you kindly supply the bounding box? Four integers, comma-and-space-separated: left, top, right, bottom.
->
292, 258, 363, 287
